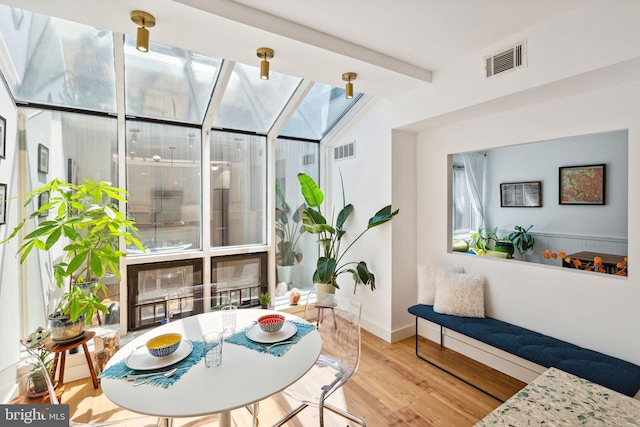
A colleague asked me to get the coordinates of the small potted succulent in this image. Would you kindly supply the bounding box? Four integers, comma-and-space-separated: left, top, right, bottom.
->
258, 293, 271, 309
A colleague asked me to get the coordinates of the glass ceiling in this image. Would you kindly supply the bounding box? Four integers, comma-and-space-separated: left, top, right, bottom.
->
0, 6, 363, 140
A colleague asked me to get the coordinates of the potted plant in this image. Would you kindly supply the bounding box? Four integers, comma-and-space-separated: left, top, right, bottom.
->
507, 225, 535, 258
21, 326, 55, 394
275, 182, 305, 285
2, 178, 144, 342
297, 172, 399, 293
258, 292, 271, 309
469, 227, 497, 253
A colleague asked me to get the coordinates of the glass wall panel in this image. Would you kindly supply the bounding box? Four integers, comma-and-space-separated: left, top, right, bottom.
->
124, 36, 221, 124
0, 7, 116, 112
213, 64, 301, 133
279, 82, 361, 140
21, 108, 118, 189
274, 138, 319, 293
21, 108, 118, 329
210, 131, 266, 247
126, 121, 202, 254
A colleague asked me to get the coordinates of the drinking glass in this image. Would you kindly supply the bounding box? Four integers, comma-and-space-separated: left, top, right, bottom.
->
221, 305, 237, 336
203, 331, 223, 367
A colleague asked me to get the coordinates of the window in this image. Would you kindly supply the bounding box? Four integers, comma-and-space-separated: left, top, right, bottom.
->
126, 121, 202, 254
124, 36, 221, 124
0, 7, 117, 113
211, 253, 268, 307
452, 163, 475, 235
280, 82, 362, 140
274, 138, 319, 293
210, 131, 266, 247
20, 108, 118, 328
127, 259, 204, 330
213, 63, 301, 133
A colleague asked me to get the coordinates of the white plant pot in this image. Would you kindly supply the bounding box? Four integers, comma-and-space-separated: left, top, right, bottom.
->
276, 265, 294, 285
314, 282, 336, 306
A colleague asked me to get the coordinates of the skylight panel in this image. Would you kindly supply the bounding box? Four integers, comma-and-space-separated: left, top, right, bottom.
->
124, 36, 222, 124
280, 82, 361, 140
213, 63, 301, 134
0, 6, 116, 112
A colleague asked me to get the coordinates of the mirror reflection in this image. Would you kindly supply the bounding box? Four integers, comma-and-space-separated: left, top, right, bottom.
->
451, 130, 628, 275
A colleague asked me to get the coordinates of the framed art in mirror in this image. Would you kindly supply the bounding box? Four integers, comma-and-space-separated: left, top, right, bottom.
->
500, 181, 542, 207
0, 114, 5, 159
37, 144, 49, 173
559, 164, 605, 205
0, 183, 6, 224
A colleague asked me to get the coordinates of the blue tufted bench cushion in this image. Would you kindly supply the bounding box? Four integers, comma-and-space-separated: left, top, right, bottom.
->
408, 304, 640, 397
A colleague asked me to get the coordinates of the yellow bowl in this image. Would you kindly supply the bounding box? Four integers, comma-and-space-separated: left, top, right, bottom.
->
146, 333, 182, 357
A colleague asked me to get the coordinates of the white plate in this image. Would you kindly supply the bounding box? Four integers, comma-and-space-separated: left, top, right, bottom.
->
245, 321, 298, 344
125, 340, 193, 371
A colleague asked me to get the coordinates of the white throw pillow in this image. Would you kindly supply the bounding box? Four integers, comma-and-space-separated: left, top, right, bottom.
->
417, 264, 465, 305
433, 272, 485, 318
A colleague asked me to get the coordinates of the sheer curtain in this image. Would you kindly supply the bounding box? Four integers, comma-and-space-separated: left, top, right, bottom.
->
463, 152, 486, 229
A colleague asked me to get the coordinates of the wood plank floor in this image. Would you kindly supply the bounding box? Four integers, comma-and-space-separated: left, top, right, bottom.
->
63, 331, 525, 427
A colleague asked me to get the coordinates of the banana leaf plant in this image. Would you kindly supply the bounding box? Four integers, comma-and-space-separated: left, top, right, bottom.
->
298, 172, 399, 292
275, 181, 305, 266
1, 178, 144, 324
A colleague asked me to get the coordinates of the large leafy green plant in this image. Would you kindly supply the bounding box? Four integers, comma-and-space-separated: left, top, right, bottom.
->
275, 182, 305, 266
2, 178, 144, 324
298, 172, 399, 291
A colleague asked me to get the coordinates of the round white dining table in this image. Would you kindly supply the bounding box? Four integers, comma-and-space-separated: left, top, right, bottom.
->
101, 309, 321, 427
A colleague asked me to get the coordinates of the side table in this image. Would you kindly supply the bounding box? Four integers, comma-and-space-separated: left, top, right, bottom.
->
46, 330, 99, 389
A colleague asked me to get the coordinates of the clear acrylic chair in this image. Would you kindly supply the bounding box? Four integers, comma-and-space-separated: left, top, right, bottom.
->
164, 282, 231, 323
1, 354, 160, 426
272, 291, 366, 426
0, 354, 60, 405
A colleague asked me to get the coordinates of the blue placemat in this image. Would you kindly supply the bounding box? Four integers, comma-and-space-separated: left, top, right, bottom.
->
98, 340, 204, 388
225, 321, 315, 357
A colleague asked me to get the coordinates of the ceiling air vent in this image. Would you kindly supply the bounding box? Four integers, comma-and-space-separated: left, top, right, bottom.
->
334, 141, 355, 161
485, 40, 526, 78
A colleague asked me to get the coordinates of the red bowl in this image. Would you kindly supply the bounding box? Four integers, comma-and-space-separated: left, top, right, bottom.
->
258, 314, 285, 333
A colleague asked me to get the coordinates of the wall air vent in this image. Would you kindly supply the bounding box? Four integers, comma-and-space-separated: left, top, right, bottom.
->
334, 141, 355, 161
485, 40, 526, 78
302, 153, 315, 166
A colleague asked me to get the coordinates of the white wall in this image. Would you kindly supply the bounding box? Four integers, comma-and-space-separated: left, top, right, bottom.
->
484, 130, 628, 238
415, 81, 640, 365
0, 81, 20, 369
390, 130, 417, 340
324, 100, 397, 339
316, 2, 640, 368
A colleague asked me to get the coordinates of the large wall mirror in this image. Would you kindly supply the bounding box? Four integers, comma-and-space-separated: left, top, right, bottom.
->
450, 129, 628, 276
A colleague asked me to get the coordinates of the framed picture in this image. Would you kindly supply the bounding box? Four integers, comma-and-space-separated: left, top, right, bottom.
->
67, 158, 79, 185
38, 192, 49, 218
500, 181, 542, 207
559, 164, 606, 205
38, 144, 49, 173
0, 115, 5, 159
0, 183, 6, 225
